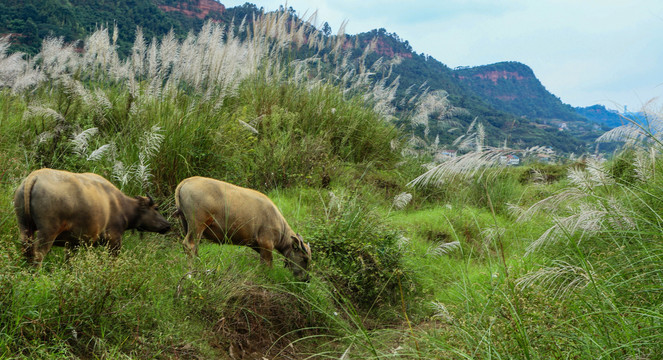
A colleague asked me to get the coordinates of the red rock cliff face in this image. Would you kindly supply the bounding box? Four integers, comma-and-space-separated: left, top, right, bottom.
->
372, 38, 413, 58
158, 0, 225, 20
458, 70, 525, 85
456, 69, 537, 102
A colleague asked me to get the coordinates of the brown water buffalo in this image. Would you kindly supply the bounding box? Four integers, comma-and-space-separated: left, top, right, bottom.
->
14, 168, 171, 265
174, 176, 311, 281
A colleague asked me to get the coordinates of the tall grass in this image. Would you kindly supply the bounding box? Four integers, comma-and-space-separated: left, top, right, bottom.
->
0, 8, 411, 358
1, 6, 662, 360
1, 9, 402, 195
394, 104, 663, 359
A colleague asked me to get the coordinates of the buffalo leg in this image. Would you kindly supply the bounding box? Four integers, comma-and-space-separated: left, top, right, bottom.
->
183, 222, 206, 258
18, 225, 35, 264
32, 229, 58, 266
108, 232, 123, 256
257, 238, 274, 267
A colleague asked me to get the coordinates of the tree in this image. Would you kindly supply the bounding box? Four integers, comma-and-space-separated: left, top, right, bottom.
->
321, 21, 331, 37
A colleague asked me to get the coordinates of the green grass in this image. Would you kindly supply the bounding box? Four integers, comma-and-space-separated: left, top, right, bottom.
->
3, 158, 663, 358
1, 17, 662, 358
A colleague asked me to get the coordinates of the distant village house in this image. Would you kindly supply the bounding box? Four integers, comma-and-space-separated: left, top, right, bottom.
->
499, 154, 520, 166
435, 150, 457, 162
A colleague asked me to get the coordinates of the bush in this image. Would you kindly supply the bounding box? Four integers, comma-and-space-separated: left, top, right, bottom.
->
609, 149, 638, 185
518, 163, 569, 184
0, 247, 155, 358
307, 193, 414, 311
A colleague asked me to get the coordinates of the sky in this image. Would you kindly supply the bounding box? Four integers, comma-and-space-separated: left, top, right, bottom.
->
220, 0, 663, 112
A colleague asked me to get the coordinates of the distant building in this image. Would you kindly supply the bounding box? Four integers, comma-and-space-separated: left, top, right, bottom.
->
558, 122, 568, 131
499, 154, 520, 166
537, 153, 553, 163
438, 150, 458, 158
435, 150, 457, 162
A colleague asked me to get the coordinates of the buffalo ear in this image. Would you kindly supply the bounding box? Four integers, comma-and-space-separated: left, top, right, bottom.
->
297, 234, 307, 250
146, 194, 155, 206
291, 235, 300, 250
135, 196, 150, 208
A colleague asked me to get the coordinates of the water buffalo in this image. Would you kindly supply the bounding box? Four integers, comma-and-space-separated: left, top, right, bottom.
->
14, 168, 171, 265
174, 176, 311, 281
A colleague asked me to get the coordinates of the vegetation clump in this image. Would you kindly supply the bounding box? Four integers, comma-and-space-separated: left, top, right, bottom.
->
308, 194, 413, 311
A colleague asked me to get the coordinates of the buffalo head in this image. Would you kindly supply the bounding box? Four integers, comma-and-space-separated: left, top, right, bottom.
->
284, 233, 311, 282
135, 195, 171, 234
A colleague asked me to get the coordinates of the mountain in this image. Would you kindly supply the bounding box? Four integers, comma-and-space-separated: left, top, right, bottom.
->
575, 105, 651, 132
1, 0, 603, 154
351, 31, 597, 152
0, 0, 263, 56
575, 105, 624, 129
451, 61, 603, 144
454, 62, 585, 123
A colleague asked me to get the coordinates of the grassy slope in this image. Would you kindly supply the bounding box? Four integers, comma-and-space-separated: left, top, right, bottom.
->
1, 12, 662, 359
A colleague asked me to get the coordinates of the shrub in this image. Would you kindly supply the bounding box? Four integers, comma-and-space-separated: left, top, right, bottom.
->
0, 247, 155, 358
518, 163, 569, 184
307, 193, 414, 311
609, 149, 638, 185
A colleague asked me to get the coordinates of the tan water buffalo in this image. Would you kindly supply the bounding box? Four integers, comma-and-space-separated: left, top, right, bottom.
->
14, 168, 171, 265
174, 176, 311, 281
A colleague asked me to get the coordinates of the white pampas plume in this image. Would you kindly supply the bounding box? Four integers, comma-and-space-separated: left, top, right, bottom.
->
427, 241, 461, 257
140, 125, 164, 158
38, 36, 77, 77
92, 88, 112, 115
0, 36, 28, 88
22, 106, 64, 122
87, 144, 114, 161
516, 260, 595, 299
408, 148, 506, 187
136, 152, 152, 186
481, 226, 505, 245
239, 120, 259, 134
634, 148, 655, 182
328, 191, 343, 214
430, 301, 453, 321
392, 192, 412, 210
132, 27, 146, 76
11, 64, 46, 93
112, 161, 134, 188
60, 76, 91, 104
147, 38, 159, 79
112, 24, 118, 46
159, 29, 179, 72
515, 188, 587, 223
525, 207, 605, 256
71, 127, 99, 156
37, 131, 54, 144
396, 234, 410, 250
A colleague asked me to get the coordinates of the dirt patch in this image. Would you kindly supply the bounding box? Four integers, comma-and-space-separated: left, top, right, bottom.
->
422, 229, 450, 243
212, 286, 315, 359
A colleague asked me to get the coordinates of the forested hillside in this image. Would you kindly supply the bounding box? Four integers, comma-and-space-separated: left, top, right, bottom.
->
0, 0, 261, 56
454, 62, 584, 121
1, 0, 603, 153
347, 31, 597, 152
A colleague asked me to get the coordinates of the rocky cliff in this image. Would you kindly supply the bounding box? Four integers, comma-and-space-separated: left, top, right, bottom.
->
454, 61, 586, 124
158, 0, 225, 20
